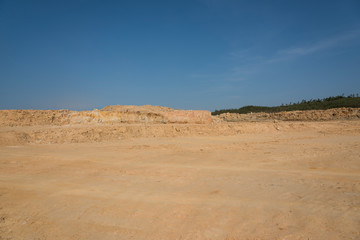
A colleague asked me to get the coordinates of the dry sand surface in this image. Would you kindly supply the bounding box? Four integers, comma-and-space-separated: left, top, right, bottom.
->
0, 107, 360, 240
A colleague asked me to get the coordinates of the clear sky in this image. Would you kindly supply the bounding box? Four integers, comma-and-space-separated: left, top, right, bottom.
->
1, 0, 360, 111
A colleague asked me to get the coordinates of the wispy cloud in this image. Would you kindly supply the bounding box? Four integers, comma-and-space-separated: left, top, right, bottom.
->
245, 30, 360, 73
270, 29, 360, 62
188, 29, 360, 86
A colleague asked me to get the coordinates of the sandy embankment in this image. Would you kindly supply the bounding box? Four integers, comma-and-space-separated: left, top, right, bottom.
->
0, 106, 359, 145
0, 106, 359, 240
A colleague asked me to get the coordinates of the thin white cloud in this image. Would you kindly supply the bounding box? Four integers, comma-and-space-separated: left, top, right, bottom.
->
189, 29, 360, 86
261, 29, 360, 64
278, 29, 360, 57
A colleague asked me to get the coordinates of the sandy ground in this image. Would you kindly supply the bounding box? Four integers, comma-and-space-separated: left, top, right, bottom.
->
1, 122, 360, 240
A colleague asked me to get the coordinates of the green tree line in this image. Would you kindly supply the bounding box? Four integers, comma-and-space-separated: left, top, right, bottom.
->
212, 94, 360, 115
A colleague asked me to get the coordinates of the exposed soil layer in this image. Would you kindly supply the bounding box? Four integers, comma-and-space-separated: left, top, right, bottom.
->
0, 105, 212, 127
217, 107, 360, 122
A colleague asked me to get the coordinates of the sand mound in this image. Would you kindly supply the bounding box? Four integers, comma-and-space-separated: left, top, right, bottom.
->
218, 107, 360, 122
1, 106, 360, 145
0, 105, 212, 127
102, 105, 174, 113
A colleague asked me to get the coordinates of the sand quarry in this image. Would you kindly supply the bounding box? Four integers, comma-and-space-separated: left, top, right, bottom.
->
0, 105, 360, 240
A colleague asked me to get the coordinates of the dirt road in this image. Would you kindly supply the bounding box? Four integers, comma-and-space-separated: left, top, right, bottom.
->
1, 122, 360, 239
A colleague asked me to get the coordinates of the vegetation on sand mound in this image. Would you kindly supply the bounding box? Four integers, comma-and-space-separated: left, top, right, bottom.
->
212, 94, 360, 115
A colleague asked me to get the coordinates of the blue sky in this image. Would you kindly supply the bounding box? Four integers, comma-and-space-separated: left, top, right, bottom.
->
1, 0, 360, 111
